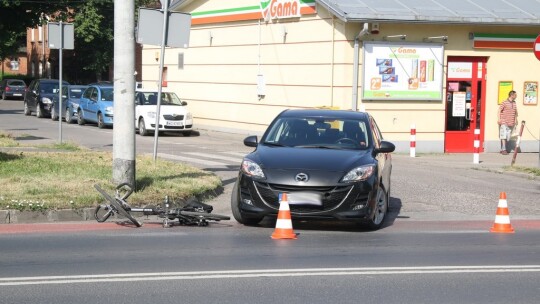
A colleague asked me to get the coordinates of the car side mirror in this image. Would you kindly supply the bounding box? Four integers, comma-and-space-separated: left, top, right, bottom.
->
181, 101, 187, 106
374, 140, 395, 155
244, 135, 258, 147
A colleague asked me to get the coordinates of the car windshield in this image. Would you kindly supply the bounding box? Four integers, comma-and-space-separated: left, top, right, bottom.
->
69, 88, 85, 99
100, 88, 114, 101
262, 117, 370, 150
40, 83, 61, 94
139, 92, 183, 106
7, 80, 25, 86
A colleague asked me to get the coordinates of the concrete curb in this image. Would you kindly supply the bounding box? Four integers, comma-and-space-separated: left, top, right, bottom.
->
1, 208, 95, 224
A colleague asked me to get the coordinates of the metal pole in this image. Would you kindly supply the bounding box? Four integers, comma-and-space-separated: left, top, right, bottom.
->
152, 0, 169, 161
58, 21, 63, 144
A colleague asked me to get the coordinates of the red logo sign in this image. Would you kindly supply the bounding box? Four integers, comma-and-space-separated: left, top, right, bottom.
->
534, 35, 540, 61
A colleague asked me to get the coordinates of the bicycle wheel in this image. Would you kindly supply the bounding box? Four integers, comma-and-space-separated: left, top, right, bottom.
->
110, 198, 143, 227
94, 184, 142, 227
180, 211, 230, 221
94, 204, 115, 223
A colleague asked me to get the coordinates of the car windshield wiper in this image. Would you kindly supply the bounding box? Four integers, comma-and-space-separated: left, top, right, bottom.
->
262, 141, 287, 147
296, 145, 342, 149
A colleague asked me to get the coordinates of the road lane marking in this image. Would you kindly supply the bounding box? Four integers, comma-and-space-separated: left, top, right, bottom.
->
2, 265, 540, 286
183, 152, 242, 163
157, 153, 225, 166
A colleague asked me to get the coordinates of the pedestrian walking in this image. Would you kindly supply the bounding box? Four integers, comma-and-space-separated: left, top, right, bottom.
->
497, 90, 518, 155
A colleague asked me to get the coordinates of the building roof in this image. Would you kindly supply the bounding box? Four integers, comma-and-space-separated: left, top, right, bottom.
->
315, 0, 540, 25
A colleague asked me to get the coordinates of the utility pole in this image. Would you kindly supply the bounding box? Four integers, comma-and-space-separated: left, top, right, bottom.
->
112, 0, 136, 186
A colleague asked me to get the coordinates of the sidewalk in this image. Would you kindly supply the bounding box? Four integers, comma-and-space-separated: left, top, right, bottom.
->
396, 151, 539, 173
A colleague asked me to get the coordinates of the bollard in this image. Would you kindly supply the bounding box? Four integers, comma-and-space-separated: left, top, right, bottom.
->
473, 129, 480, 164
410, 124, 416, 158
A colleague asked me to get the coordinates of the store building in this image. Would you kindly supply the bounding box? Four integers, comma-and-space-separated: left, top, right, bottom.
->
139, 0, 540, 153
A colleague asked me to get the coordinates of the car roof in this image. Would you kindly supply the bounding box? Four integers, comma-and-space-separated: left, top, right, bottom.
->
279, 109, 370, 120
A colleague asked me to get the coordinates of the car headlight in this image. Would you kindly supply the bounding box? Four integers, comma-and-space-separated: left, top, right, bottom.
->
186, 112, 193, 120
147, 112, 156, 119
104, 106, 114, 114
42, 97, 52, 104
241, 159, 265, 179
341, 165, 375, 182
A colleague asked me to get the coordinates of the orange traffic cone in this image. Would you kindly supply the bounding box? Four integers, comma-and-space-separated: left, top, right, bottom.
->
490, 192, 515, 233
271, 193, 297, 239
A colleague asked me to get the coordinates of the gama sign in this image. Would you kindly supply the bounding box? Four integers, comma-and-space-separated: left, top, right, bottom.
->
260, 0, 301, 20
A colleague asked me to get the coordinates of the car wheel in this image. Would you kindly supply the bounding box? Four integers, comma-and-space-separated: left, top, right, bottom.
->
366, 184, 388, 230
77, 110, 85, 125
24, 102, 31, 116
182, 130, 192, 137
65, 108, 73, 124
51, 107, 59, 121
138, 118, 148, 136
231, 181, 263, 225
36, 104, 44, 118
97, 113, 105, 129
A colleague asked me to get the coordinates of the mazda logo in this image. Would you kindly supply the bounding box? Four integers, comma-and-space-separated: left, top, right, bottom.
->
295, 173, 309, 182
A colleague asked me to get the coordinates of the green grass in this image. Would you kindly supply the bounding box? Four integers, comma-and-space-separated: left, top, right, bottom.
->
506, 165, 540, 177
0, 135, 222, 211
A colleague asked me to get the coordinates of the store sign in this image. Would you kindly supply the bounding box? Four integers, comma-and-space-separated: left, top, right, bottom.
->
362, 42, 444, 101
448, 62, 473, 79
260, 0, 301, 20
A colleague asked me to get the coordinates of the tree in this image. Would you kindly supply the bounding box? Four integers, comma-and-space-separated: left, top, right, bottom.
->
0, 0, 70, 76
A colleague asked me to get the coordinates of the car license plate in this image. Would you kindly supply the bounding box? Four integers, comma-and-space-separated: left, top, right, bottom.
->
288, 192, 323, 206
13, 94, 22, 96
166, 121, 183, 127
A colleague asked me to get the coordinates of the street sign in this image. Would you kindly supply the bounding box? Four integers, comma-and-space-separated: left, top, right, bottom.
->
137, 8, 191, 48
534, 35, 540, 61
48, 22, 74, 50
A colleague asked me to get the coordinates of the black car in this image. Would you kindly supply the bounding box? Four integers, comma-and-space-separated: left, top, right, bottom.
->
231, 109, 395, 230
24, 79, 70, 118
0, 79, 26, 100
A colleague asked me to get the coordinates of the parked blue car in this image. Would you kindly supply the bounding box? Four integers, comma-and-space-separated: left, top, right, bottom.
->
50, 85, 89, 122
76, 83, 114, 128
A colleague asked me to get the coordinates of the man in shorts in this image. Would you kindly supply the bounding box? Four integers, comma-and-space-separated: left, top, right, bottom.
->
497, 90, 518, 155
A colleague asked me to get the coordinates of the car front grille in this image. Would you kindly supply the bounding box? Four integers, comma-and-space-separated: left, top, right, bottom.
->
163, 114, 184, 121
251, 181, 358, 213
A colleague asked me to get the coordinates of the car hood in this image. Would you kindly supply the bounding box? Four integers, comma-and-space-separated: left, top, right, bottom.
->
246, 146, 376, 186
249, 145, 374, 172
137, 105, 188, 115
40, 93, 57, 100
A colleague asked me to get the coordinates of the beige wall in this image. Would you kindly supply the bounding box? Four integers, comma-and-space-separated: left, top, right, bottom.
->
141, 3, 540, 152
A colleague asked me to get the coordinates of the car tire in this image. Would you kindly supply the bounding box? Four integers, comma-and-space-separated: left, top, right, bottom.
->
24, 102, 31, 116
36, 104, 44, 118
365, 184, 388, 230
182, 130, 192, 137
97, 113, 105, 129
139, 118, 148, 136
51, 107, 59, 121
231, 181, 263, 225
77, 110, 85, 125
65, 108, 74, 124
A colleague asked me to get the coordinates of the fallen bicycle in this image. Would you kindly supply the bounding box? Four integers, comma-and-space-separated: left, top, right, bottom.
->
94, 183, 230, 228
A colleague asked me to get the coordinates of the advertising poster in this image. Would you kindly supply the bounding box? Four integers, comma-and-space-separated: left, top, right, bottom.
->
362, 42, 444, 101
523, 81, 537, 105
498, 81, 513, 105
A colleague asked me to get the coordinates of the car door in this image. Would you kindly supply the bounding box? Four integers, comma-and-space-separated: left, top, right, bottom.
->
79, 87, 93, 118
370, 116, 391, 188
25, 80, 39, 110
87, 87, 99, 122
